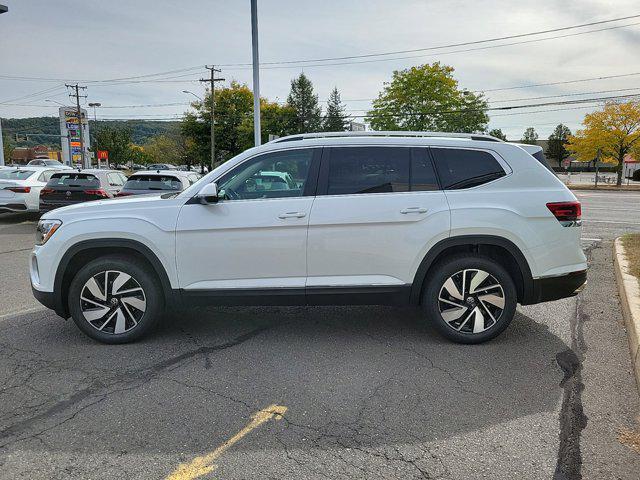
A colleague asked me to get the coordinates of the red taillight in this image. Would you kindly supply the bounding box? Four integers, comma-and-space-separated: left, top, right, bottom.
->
40, 188, 54, 195
4, 186, 30, 193
546, 201, 581, 222
84, 189, 109, 198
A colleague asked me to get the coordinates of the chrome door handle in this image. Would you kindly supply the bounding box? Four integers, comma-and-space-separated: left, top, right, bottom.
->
400, 207, 428, 214
278, 212, 307, 219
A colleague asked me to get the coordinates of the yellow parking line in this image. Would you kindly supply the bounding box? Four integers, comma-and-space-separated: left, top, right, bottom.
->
166, 404, 287, 480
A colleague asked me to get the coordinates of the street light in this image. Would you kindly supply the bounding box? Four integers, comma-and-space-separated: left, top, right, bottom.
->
88, 102, 101, 122
45, 99, 70, 108
182, 90, 202, 101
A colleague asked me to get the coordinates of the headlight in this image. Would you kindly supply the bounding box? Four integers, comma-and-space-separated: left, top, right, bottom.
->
36, 219, 62, 246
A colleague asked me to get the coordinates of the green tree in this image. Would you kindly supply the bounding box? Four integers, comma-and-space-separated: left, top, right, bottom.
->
366, 63, 488, 133
143, 134, 186, 166
94, 125, 133, 167
181, 81, 254, 168
546, 124, 572, 167
323, 87, 348, 132
2, 132, 15, 163
521, 127, 539, 145
287, 73, 322, 133
488, 128, 507, 141
238, 99, 298, 150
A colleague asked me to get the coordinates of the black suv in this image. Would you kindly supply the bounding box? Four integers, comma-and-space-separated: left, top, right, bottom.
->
39, 169, 128, 213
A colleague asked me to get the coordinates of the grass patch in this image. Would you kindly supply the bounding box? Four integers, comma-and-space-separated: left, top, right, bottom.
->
622, 234, 640, 281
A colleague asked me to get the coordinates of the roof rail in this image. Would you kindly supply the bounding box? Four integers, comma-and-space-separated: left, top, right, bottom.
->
268, 131, 503, 143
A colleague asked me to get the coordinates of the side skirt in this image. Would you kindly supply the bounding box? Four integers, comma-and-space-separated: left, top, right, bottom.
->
179, 285, 412, 307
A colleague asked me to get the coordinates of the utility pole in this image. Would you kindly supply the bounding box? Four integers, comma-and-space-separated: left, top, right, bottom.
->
66, 84, 88, 168
200, 66, 224, 171
251, 0, 261, 146
0, 118, 5, 166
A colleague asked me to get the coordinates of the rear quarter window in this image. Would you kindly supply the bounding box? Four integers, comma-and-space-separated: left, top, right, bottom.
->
431, 148, 506, 190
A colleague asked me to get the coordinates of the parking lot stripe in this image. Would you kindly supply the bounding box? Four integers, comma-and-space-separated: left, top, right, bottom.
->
166, 404, 287, 480
0, 306, 45, 321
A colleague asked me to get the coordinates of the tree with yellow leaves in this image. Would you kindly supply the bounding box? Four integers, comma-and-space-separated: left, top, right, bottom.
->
567, 101, 640, 186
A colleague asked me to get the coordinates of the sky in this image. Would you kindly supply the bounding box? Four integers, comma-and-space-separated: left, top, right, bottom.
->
1, 0, 639, 140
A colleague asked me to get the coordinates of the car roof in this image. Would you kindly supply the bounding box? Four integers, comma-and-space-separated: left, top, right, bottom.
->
130, 170, 192, 177
1, 166, 56, 172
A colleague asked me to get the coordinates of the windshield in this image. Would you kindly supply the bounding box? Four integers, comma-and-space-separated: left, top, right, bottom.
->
124, 175, 182, 190
48, 173, 100, 187
0, 170, 35, 181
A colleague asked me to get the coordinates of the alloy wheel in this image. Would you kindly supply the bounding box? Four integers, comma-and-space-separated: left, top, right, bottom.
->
438, 269, 505, 334
79, 270, 146, 334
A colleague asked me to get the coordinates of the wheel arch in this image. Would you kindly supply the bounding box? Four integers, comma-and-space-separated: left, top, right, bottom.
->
410, 235, 534, 306
53, 239, 177, 318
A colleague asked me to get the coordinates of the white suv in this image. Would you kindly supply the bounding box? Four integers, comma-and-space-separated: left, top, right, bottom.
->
30, 132, 587, 344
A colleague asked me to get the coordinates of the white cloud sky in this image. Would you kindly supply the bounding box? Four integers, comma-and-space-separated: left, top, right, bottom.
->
1, 0, 639, 139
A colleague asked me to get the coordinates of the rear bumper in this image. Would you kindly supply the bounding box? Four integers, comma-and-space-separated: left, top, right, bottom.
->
523, 269, 587, 305
0, 202, 28, 213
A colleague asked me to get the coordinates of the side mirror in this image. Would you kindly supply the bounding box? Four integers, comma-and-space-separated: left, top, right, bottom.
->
196, 182, 219, 204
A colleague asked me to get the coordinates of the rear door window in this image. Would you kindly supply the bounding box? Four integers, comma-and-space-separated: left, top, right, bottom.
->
431, 148, 506, 190
326, 147, 410, 195
0, 170, 35, 181
47, 173, 100, 188
37, 170, 56, 182
124, 175, 183, 191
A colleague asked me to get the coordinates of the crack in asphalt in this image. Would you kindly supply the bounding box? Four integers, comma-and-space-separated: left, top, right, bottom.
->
553, 245, 593, 480
0, 325, 270, 448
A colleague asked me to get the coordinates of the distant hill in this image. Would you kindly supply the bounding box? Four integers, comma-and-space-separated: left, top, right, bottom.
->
1, 116, 181, 149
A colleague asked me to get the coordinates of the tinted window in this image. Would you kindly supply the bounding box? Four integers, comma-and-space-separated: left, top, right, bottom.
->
0, 170, 35, 181
327, 147, 409, 195
47, 173, 100, 188
431, 148, 505, 190
532, 150, 555, 173
124, 175, 182, 191
411, 149, 439, 191
217, 149, 314, 200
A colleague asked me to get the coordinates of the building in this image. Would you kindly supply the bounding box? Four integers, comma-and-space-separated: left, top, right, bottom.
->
10, 146, 61, 164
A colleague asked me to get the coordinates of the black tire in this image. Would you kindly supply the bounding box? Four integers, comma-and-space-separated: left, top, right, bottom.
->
422, 254, 517, 344
68, 254, 164, 344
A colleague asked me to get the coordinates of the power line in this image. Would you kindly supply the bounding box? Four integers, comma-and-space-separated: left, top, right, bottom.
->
218, 14, 640, 66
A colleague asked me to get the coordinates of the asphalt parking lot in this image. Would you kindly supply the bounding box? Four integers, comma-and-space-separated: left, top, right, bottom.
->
1, 191, 640, 479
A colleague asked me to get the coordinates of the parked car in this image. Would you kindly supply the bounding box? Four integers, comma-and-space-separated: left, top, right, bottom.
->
39, 169, 128, 213
27, 159, 72, 169
116, 170, 200, 197
0, 166, 61, 213
146, 163, 177, 171
31, 131, 586, 344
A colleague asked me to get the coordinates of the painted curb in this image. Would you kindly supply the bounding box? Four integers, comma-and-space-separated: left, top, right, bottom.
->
614, 237, 640, 395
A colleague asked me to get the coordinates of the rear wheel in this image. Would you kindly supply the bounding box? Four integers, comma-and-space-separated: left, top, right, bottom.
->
68, 255, 163, 344
422, 255, 517, 344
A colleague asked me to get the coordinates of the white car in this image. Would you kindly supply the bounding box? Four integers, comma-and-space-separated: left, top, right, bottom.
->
30, 131, 587, 344
27, 159, 73, 169
116, 170, 201, 197
0, 167, 62, 213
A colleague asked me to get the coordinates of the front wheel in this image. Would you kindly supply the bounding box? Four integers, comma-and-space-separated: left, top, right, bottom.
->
422, 255, 517, 344
68, 255, 164, 344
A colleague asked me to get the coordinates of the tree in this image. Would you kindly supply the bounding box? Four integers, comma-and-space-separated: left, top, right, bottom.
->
287, 73, 322, 133
567, 101, 640, 186
144, 135, 182, 165
546, 124, 572, 168
521, 127, 539, 145
488, 128, 507, 141
2, 132, 15, 163
94, 125, 133, 167
366, 63, 488, 133
238, 99, 297, 150
181, 81, 254, 168
323, 87, 348, 132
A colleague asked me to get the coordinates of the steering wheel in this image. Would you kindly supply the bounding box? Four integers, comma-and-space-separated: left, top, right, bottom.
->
223, 186, 240, 200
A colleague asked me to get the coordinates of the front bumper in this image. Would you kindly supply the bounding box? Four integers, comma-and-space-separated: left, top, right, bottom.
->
526, 269, 587, 304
